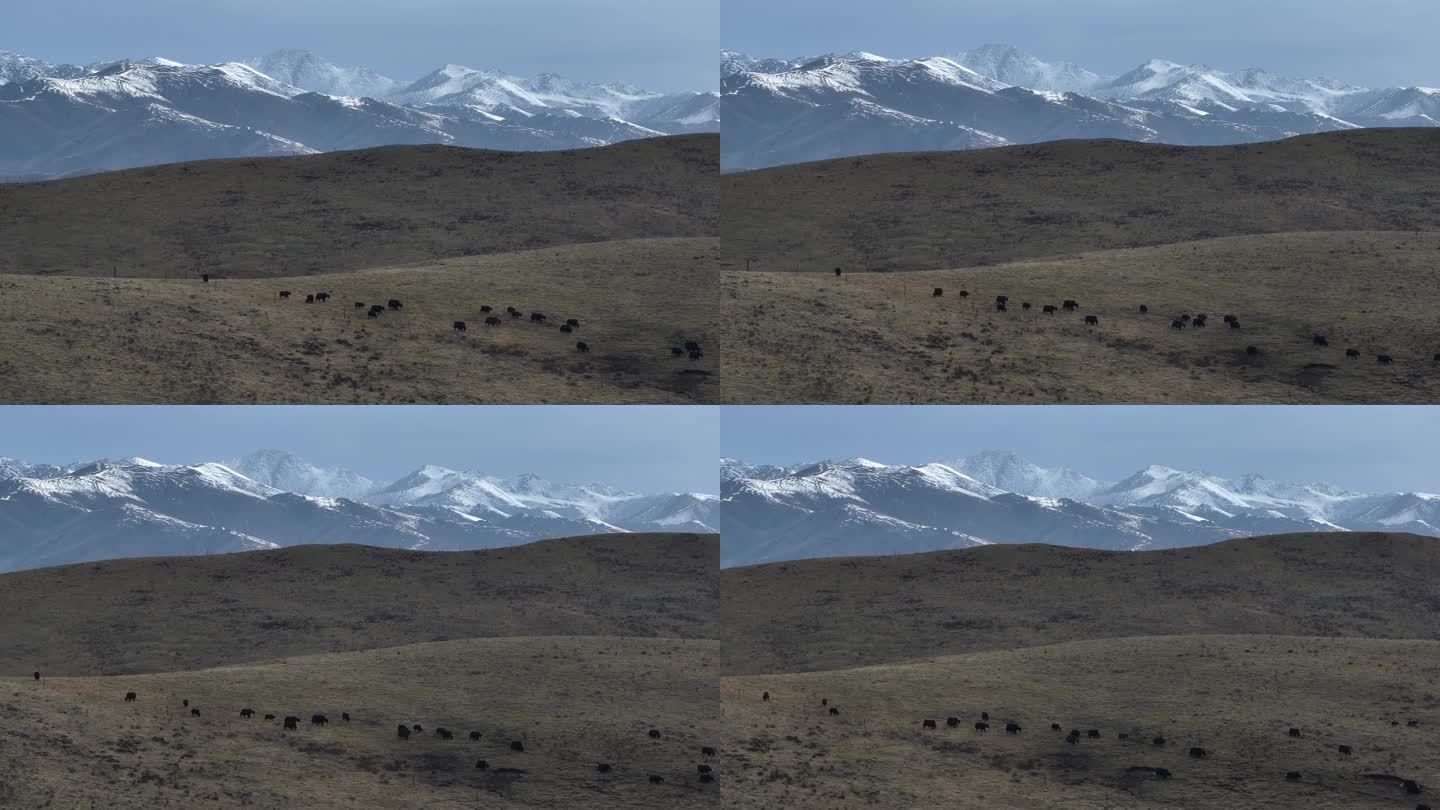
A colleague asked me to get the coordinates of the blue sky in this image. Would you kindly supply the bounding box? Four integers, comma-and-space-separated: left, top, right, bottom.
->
723, 0, 1439, 88
1, 406, 718, 493
6, 0, 717, 91
722, 406, 1440, 493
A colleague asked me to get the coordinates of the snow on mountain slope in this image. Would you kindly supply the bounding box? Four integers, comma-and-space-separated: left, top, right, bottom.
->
0, 454, 716, 572
951, 450, 1110, 500
722, 452, 1440, 565
227, 450, 376, 500
0, 49, 714, 179
244, 49, 404, 98
0, 51, 87, 85
720, 45, 1436, 170
957, 44, 1107, 93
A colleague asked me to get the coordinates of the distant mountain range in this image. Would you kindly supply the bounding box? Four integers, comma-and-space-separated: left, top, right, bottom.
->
720, 451, 1439, 565
0, 48, 718, 180
720, 44, 1439, 170
0, 450, 717, 572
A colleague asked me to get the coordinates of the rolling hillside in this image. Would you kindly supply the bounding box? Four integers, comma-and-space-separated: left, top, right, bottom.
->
0, 237, 718, 404
0, 134, 718, 278
720, 230, 1440, 403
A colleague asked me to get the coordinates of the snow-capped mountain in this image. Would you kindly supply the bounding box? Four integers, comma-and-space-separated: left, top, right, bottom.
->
955, 44, 1106, 93
226, 449, 377, 500
0, 454, 717, 572
0, 50, 86, 84
0, 48, 717, 180
720, 44, 1437, 170
243, 49, 404, 99
721, 453, 1440, 565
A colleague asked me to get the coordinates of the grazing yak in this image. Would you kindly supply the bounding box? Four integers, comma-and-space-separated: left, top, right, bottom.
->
1246, 346, 1260, 356
1006, 723, 1022, 734
1022, 302, 1032, 310
1066, 733, 1079, 744
700, 773, 716, 784
1189, 747, 1207, 758
470, 731, 482, 741
1087, 729, 1100, 738
453, 321, 466, 332
933, 288, 943, 297
190, 708, 202, 717
1043, 305, 1058, 314
648, 728, 662, 739
947, 717, 961, 728
305, 294, 315, 304
1347, 348, 1361, 358
1153, 736, 1167, 746
1378, 354, 1395, 364
1286, 771, 1302, 781
834, 267, 842, 277
958, 290, 969, 299
1154, 768, 1172, 779
762, 691, 770, 702
922, 719, 937, 729
368, 309, 380, 319
1228, 319, 1241, 329
124, 692, 137, 702
1051, 723, 1062, 731
995, 295, 1008, 305
828, 707, 839, 715
702, 746, 717, 756
671, 347, 685, 357
354, 301, 364, 309
485, 316, 502, 326
1084, 315, 1099, 326
284, 716, 299, 730
996, 302, 1007, 312
312, 714, 328, 726
1313, 334, 1330, 347
566, 318, 580, 328
264, 714, 275, 720
1289, 728, 1302, 738
577, 341, 591, 353
475, 760, 489, 770
975, 722, 989, 732
1139, 304, 1148, 313
240, 709, 255, 718
436, 728, 453, 740
397, 725, 411, 739
560, 324, 574, 333
1339, 745, 1353, 755
342, 713, 350, 722
649, 775, 665, 784
1062, 299, 1079, 311
388, 299, 402, 310
315, 292, 330, 303
480, 305, 492, 313
530, 312, 547, 322
1171, 319, 1186, 330
511, 740, 525, 751
597, 763, 613, 773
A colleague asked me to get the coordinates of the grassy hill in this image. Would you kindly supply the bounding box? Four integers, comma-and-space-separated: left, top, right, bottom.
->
721, 532, 1440, 675
720, 230, 1440, 403
2, 636, 719, 808
722, 128, 1440, 272
0, 533, 718, 676
722, 634, 1438, 809
0, 135, 718, 279
0, 237, 717, 403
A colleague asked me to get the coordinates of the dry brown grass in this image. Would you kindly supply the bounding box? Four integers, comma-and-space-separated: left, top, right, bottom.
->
0, 238, 717, 403
721, 634, 1439, 809
721, 533, 1440, 676
720, 231, 1440, 403
0, 534, 718, 676
1, 635, 720, 809
722, 128, 1440, 272
0, 135, 717, 279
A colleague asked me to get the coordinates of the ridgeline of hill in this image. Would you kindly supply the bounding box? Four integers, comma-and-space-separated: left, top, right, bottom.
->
721, 532, 1440, 675
0, 533, 718, 676
721, 128, 1440, 272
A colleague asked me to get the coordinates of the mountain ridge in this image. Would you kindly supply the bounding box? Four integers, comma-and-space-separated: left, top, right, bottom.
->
0, 452, 718, 571
722, 452, 1440, 565
720, 43, 1438, 170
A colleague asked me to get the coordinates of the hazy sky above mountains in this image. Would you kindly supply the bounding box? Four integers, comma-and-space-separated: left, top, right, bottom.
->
6, 0, 716, 91
723, 0, 1439, 88
722, 406, 1440, 493
2, 406, 719, 492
